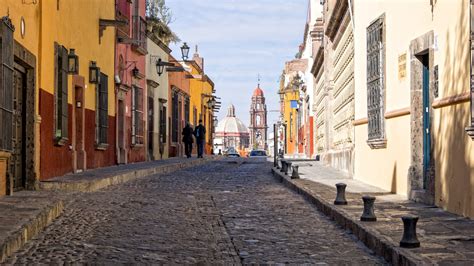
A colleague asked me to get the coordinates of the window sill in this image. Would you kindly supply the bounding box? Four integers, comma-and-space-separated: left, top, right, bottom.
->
96, 143, 109, 151
54, 137, 69, 147
466, 126, 474, 140
367, 138, 387, 149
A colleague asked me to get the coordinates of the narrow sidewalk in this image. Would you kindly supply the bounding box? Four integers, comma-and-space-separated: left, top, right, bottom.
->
273, 161, 474, 265
40, 156, 217, 192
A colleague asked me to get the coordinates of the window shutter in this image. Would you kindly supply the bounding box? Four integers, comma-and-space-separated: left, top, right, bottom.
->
0, 17, 14, 151
60, 46, 69, 139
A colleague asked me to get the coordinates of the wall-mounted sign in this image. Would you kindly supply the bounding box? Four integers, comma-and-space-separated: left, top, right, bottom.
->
398, 53, 407, 80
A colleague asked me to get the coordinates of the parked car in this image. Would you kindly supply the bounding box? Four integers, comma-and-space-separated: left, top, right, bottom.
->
248, 150, 267, 158
226, 152, 240, 158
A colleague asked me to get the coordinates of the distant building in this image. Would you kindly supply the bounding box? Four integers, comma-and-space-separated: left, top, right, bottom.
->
249, 85, 268, 150
214, 105, 249, 154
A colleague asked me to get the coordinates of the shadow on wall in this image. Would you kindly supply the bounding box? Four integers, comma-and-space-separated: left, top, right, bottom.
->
436, 0, 472, 217
391, 162, 397, 194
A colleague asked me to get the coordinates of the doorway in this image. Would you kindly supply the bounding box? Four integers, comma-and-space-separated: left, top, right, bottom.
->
421, 54, 431, 188
148, 96, 154, 160
74, 83, 86, 172
11, 63, 26, 191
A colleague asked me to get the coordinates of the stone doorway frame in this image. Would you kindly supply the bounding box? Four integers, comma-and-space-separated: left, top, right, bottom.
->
408, 31, 436, 205
12, 40, 37, 191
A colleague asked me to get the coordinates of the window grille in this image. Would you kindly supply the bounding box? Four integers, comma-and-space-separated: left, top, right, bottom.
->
132, 85, 144, 145
366, 16, 385, 142
54, 43, 69, 143
0, 17, 14, 151
97, 72, 108, 145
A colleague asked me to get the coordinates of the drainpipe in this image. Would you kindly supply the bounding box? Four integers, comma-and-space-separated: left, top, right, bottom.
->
347, 0, 355, 30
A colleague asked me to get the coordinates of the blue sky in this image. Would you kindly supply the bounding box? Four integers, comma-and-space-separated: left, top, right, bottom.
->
167, 0, 309, 127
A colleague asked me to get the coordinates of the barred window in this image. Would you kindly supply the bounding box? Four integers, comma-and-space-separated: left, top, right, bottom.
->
193, 106, 197, 126
132, 85, 144, 145
160, 105, 166, 143
55, 43, 69, 144
366, 16, 385, 143
0, 17, 14, 152
97, 72, 108, 146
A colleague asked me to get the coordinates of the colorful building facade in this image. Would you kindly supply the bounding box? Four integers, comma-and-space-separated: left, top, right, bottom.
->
115, 0, 147, 164
0, 2, 41, 194
353, 0, 474, 217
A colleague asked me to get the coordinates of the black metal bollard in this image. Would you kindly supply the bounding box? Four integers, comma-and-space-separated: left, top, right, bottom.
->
280, 161, 286, 173
400, 216, 420, 248
360, 196, 377, 221
291, 165, 300, 179
334, 183, 347, 205
285, 162, 292, 175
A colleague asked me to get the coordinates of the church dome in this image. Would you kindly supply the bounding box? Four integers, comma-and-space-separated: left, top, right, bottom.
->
216, 105, 249, 135
253, 86, 264, 97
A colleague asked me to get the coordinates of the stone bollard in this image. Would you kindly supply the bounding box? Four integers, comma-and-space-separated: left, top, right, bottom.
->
360, 196, 377, 221
400, 216, 420, 248
280, 161, 286, 173
276, 158, 281, 169
334, 183, 348, 205
285, 162, 292, 176
291, 165, 299, 179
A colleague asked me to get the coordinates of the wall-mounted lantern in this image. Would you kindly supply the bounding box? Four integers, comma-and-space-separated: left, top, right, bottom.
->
89, 61, 100, 83
156, 58, 165, 76
132, 66, 140, 77
68, 48, 79, 74
181, 42, 190, 60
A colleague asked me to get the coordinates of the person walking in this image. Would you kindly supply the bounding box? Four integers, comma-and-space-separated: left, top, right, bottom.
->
194, 119, 206, 158
182, 122, 194, 158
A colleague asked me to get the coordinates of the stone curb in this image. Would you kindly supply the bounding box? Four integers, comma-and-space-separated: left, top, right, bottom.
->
0, 199, 64, 263
271, 167, 431, 266
39, 158, 216, 192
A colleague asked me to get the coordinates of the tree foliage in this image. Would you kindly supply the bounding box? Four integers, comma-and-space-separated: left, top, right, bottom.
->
146, 0, 180, 45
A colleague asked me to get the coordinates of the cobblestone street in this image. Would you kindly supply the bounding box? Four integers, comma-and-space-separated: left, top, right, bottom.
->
6, 159, 385, 264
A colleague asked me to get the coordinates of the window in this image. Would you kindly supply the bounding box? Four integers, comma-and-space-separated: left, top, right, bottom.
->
366, 15, 386, 148
469, 1, 474, 138
54, 42, 69, 144
184, 97, 190, 124
171, 91, 178, 142
132, 85, 144, 145
96, 72, 108, 147
0, 17, 14, 151
160, 105, 166, 143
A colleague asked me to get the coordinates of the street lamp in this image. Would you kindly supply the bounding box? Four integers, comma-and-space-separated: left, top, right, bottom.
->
89, 61, 100, 84
156, 58, 165, 76
68, 48, 79, 74
181, 42, 190, 60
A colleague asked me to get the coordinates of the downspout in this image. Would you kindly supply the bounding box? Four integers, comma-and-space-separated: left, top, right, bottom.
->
347, 0, 355, 30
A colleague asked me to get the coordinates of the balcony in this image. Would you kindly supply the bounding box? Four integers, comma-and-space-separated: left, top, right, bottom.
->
132, 15, 147, 55
116, 9, 130, 39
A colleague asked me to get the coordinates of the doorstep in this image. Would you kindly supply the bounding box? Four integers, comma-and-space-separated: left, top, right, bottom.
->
39, 156, 216, 192
272, 164, 474, 265
0, 191, 63, 263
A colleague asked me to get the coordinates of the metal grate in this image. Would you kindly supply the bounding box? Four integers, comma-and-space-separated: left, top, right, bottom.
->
366, 16, 385, 141
0, 18, 14, 152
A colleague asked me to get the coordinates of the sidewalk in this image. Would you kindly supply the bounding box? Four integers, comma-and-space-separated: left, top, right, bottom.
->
40, 156, 216, 192
0, 156, 216, 263
273, 161, 474, 265
0, 191, 63, 263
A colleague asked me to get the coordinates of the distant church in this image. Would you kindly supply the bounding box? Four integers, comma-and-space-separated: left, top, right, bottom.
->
249, 84, 268, 150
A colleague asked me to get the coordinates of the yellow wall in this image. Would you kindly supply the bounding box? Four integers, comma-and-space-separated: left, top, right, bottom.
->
282, 90, 299, 155
39, 0, 116, 115
354, 0, 474, 215
188, 63, 214, 152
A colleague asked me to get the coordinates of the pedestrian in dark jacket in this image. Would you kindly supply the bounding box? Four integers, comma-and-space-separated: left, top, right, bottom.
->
194, 119, 206, 158
182, 122, 194, 158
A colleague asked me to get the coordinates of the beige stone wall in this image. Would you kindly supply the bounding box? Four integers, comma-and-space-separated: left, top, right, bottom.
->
353, 0, 474, 215
146, 38, 170, 160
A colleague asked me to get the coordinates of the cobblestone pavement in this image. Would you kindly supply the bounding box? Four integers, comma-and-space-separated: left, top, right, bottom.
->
6, 159, 385, 264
